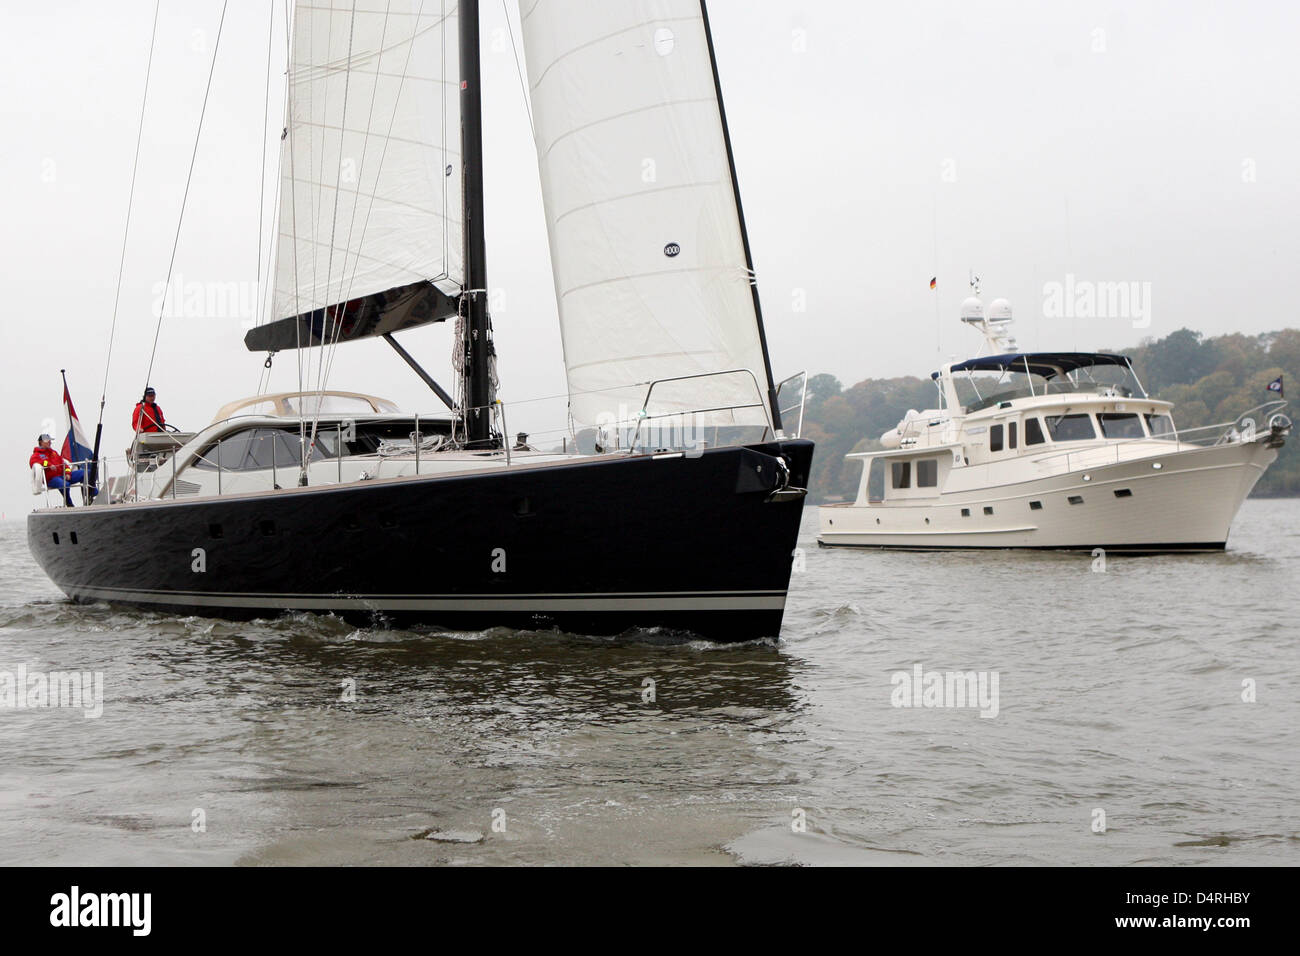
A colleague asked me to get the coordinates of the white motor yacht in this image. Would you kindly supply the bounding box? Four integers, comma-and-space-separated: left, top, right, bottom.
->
817, 296, 1289, 552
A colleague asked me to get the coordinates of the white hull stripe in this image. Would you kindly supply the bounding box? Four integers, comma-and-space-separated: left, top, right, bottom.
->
64, 586, 787, 613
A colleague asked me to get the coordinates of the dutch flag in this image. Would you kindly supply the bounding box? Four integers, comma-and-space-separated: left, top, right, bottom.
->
61, 375, 94, 467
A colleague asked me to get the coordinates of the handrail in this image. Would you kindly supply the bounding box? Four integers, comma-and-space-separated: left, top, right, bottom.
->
776, 370, 808, 439
1027, 400, 1289, 471
627, 368, 772, 452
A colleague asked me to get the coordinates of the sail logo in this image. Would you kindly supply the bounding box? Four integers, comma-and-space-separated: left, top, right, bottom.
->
1042, 273, 1152, 329
0, 665, 103, 718
890, 664, 1000, 718
663, 242, 681, 257
49, 887, 151, 936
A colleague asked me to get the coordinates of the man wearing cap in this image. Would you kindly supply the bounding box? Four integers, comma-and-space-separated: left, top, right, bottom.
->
132, 387, 167, 434
29, 433, 88, 506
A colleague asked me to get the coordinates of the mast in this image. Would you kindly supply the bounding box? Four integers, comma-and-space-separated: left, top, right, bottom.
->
459, 0, 496, 447
699, 0, 783, 435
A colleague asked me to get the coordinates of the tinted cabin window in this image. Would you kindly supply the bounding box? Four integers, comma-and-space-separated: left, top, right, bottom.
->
1098, 413, 1144, 439
916, 459, 938, 487
193, 428, 336, 472
1045, 414, 1096, 441
891, 461, 911, 489
1008, 422, 1018, 449
989, 425, 1004, 452
1024, 417, 1045, 445
1146, 414, 1176, 439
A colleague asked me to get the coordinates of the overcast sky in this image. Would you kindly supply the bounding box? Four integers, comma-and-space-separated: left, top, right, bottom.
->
3, 0, 1298, 519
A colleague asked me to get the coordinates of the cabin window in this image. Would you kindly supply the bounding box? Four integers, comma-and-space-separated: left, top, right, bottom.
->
1024, 417, 1045, 445
1068, 495, 1084, 505
916, 459, 938, 487
192, 428, 337, 472
989, 425, 1004, 452
1008, 422, 1018, 449
891, 461, 911, 489
1098, 413, 1144, 439
1045, 414, 1096, 442
961, 508, 970, 517
1145, 414, 1176, 439
983, 506, 994, 515
1030, 500, 1043, 510
1114, 488, 1133, 498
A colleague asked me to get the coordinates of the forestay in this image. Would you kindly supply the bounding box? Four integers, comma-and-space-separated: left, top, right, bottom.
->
519, 0, 774, 436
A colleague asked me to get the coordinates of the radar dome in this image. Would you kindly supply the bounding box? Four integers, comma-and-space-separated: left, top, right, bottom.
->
987, 298, 1013, 322
959, 296, 985, 322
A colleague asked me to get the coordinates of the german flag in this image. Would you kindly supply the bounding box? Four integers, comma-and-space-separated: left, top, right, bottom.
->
929, 277, 937, 290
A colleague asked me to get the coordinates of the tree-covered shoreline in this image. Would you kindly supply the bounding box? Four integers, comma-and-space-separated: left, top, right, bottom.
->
801, 328, 1298, 503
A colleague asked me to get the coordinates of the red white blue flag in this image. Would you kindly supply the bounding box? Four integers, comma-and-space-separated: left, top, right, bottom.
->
62, 378, 94, 466
1266, 375, 1284, 398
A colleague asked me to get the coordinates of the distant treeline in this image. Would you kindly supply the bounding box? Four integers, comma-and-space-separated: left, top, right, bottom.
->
801, 328, 1300, 502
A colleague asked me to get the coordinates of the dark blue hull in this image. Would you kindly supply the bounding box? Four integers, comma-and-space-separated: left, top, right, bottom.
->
27, 441, 813, 642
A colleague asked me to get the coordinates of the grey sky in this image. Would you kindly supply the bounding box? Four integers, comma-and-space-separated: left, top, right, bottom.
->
4, 1, 1298, 519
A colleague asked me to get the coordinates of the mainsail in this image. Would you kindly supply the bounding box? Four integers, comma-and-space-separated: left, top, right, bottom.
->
519, 0, 779, 437
247, 0, 463, 353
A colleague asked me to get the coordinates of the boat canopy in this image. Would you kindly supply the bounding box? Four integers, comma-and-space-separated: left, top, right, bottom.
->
934, 352, 1133, 380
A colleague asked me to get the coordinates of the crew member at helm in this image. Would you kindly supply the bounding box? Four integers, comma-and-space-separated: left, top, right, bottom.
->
132, 386, 167, 433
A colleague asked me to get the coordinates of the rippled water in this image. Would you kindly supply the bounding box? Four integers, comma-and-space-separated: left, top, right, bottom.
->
1, 500, 1296, 865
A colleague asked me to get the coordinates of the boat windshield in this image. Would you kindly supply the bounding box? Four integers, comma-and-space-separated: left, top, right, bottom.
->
954, 360, 1145, 412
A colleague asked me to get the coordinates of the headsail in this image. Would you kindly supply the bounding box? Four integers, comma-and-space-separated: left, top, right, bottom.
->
247, 0, 463, 353
519, 0, 779, 437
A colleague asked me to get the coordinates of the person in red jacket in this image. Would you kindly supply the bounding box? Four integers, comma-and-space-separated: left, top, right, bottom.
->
132, 386, 166, 433
29, 433, 87, 506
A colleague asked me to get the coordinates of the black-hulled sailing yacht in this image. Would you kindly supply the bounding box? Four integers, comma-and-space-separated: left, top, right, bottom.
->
27, 0, 814, 641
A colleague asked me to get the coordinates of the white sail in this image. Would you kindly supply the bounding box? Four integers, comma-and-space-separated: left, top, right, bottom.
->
273, 0, 463, 324
519, 0, 774, 436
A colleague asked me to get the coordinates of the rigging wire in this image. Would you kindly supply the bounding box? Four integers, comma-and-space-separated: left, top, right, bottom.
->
142, 0, 230, 400
310, 0, 395, 435
313, 0, 434, 431
303, 0, 359, 481
99, 0, 161, 429
502, 0, 533, 138
254, 0, 277, 396
286, 0, 308, 468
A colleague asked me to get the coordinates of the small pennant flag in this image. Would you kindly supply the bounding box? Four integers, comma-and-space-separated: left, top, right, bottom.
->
1266, 374, 1283, 398
929, 277, 937, 290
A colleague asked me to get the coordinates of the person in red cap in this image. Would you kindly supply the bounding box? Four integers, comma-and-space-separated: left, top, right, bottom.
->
132, 386, 166, 433
29, 433, 87, 506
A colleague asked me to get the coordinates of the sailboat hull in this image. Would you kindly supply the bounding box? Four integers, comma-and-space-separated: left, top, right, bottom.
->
27, 440, 813, 642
